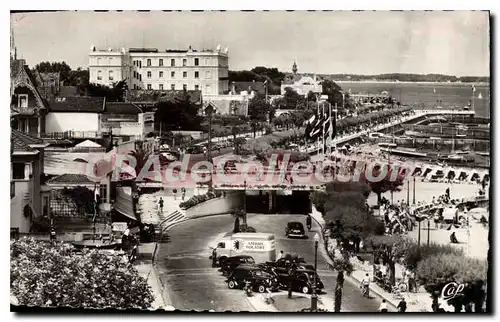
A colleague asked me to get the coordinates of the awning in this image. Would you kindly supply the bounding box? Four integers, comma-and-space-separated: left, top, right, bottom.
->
113, 186, 137, 221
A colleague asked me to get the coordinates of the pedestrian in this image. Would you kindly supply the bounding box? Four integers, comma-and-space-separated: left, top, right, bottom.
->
158, 197, 164, 213
407, 270, 416, 293
379, 299, 388, 312
211, 247, 217, 268
397, 298, 407, 312
360, 273, 370, 298
306, 214, 312, 231
181, 188, 186, 201
277, 250, 284, 261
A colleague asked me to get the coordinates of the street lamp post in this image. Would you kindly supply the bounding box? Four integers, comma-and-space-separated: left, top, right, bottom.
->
412, 175, 416, 205
205, 103, 215, 190
311, 233, 320, 312
427, 220, 430, 246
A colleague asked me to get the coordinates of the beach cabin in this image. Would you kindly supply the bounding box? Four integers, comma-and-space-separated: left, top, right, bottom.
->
469, 170, 480, 183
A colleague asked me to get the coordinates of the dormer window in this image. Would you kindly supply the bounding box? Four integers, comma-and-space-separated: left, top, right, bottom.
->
18, 94, 28, 108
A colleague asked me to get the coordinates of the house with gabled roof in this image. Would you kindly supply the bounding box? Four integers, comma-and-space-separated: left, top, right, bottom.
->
11, 129, 50, 234
280, 61, 323, 96
10, 57, 49, 137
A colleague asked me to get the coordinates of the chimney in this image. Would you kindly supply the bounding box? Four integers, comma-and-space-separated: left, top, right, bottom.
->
231, 82, 236, 95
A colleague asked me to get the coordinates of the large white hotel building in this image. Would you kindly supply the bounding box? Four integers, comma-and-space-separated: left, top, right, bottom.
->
88, 45, 229, 95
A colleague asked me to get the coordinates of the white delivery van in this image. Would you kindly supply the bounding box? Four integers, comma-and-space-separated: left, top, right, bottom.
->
214, 233, 276, 264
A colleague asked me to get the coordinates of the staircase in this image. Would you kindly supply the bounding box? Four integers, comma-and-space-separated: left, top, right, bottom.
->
155, 209, 186, 241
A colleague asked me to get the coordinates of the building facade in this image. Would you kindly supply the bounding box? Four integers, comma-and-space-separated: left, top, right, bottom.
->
89, 45, 229, 95
280, 62, 323, 96
11, 130, 50, 234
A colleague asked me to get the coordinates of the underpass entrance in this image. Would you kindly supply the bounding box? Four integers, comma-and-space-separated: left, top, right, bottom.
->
245, 190, 312, 214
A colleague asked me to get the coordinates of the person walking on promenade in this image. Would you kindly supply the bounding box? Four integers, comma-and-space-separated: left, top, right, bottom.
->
306, 214, 312, 231
397, 298, 407, 312
277, 250, 284, 261
360, 273, 371, 298
158, 197, 164, 213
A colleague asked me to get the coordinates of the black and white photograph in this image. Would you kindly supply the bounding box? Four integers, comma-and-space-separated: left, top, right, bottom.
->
8, 9, 491, 313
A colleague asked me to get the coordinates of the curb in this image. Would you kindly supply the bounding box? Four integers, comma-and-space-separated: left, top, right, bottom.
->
310, 213, 399, 312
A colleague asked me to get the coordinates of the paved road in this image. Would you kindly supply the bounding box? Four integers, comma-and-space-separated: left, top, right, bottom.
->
156, 213, 385, 312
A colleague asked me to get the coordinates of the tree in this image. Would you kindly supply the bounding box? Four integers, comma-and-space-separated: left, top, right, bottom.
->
154, 93, 202, 131
233, 137, 246, 155
313, 181, 377, 312
321, 79, 344, 108
231, 209, 247, 233
248, 93, 272, 137
330, 252, 354, 312
10, 238, 154, 309
416, 253, 487, 312
361, 164, 405, 205
366, 234, 410, 286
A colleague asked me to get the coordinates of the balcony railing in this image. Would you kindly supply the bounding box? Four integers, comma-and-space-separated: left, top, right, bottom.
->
11, 105, 38, 115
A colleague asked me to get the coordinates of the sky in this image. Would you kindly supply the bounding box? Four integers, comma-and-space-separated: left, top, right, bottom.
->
10, 11, 490, 77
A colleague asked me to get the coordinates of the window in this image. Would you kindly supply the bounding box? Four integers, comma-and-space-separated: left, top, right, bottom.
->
18, 94, 28, 108
97, 70, 102, 80
12, 163, 28, 180
171, 84, 175, 90
205, 84, 211, 94
133, 61, 136, 66
97, 58, 102, 65
159, 71, 164, 78
139, 60, 142, 68
133, 84, 137, 89
159, 84, 164, 90
194, 58, 199, 66
133, 71, 136, 78
171, 71, 175, 78
99, 184, 108, 203
147, 84, 152, 90
194, 85, 199, 91
205, 71, 211, 79
147, 59, 151, 66
205, 58, 210, 65
139, 74, 142, 81
159, 59, 163, 66
183, 84, 187, 90
109, 70, 114, 81
147, 71, 152, 78
195, 71, 199, 79
183, 59, 187, 66
183, 71, 187, 78
171, 59, 175, 67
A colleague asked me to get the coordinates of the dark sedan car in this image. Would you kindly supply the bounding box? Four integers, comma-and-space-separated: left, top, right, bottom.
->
227, 265, 276, 293
219, 255, 255, 276
285, 222, 307, 238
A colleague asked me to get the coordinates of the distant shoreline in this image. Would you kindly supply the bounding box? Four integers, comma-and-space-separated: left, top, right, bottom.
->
335, 80, 490, 86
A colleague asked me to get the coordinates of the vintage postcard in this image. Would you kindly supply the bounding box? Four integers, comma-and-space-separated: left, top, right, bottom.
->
9, 10, 490, 313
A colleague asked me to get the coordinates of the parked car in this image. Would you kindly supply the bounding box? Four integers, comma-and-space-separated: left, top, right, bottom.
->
279, 268, 325, 294
285, 222, 307, 238
226, 265, 275, 293
220, 255, 255, 276
185, 145, 205, 154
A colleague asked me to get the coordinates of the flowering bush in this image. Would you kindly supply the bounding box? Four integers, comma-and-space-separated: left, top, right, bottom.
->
10, 238, 154, 309
179, 190, 222, 210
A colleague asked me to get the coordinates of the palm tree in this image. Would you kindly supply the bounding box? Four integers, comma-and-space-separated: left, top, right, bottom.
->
330, 253, 354, 312
128, 148, 152, 181
231, 209, 247, 233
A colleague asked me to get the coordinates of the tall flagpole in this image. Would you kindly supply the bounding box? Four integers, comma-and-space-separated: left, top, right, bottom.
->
328, 102, 332, 155
317, 94, 320, 153
322, 101, 325, 157
472, 84, 475, 113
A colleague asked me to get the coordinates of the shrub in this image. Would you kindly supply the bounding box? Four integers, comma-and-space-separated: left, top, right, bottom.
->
179, 190, 223, 210
10, 238, 154, 309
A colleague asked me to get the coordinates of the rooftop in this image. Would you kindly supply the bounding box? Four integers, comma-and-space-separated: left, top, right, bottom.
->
45, 174, 96, 185
11, 129, 48, 153
104, 102, 143, 114
48, 96, 105, 113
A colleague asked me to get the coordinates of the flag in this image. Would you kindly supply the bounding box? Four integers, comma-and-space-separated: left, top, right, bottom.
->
309, 113, 325, 139
263, 79, 268, 85
304, 114, 317, 138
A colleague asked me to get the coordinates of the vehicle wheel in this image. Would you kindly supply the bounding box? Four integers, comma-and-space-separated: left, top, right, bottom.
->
228, 280, 236, 289
258, 285, 266, 293
302, 286, 310, 294
219, 256, 227, 267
